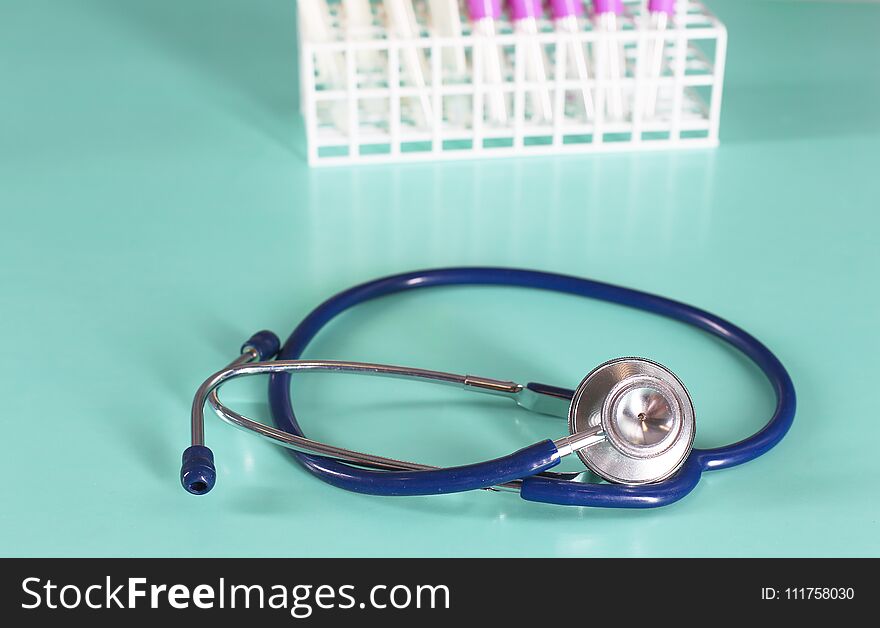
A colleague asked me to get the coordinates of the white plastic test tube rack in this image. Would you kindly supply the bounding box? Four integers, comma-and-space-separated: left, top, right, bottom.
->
298, 0, 727, 166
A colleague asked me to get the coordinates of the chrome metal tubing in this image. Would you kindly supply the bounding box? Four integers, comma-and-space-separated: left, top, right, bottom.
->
192, 356, 578, 450
208, 394, 524, 490
193, 357, 524, 454
190, 349, 258, 446
192, 354, 606, 491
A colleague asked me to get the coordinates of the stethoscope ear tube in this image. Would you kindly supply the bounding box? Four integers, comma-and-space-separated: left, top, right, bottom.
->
520, 456, 703, 508
296, 440, 561, 497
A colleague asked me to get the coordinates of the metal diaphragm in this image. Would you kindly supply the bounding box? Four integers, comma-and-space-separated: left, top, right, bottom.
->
568, 357, 695, 485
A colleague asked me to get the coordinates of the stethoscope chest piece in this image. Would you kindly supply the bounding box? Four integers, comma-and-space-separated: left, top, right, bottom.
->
568, 357, 696, 485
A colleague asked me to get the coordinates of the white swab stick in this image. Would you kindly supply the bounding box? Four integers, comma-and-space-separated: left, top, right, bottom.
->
344, 0, 384, 72
299, 1, 349, 132
428, 0, 467, 75
549, 2, 595, 121
467, 0, 507, 124
594, 1, 625, 120
343, 0, 374, 31
385, 0, 434, 122
299, 0, 345, 88
644, 0, 673, 117
510, 0, 553, 122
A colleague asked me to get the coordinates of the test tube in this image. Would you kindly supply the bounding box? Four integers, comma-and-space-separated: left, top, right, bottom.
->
549, 0, 595, 120
385, 0, 434, 124
467, 0, 508, 124
299, 0, 345, 89
593, 0, 625, 120
509, 0, 553, 121
428, 0, 468, 75
299, 1, 349, 132
643, 0, 674, 117
344, 0, 374, 32
343, 0, 382, 72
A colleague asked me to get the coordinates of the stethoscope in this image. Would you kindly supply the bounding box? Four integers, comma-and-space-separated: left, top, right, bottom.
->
182, 267, 796, 508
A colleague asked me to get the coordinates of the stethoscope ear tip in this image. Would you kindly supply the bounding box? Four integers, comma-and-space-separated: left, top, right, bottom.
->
240, 330, 281, 361
180, 445, 216, 495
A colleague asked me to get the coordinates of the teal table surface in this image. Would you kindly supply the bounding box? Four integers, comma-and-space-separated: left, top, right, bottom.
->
2, 0, 879, 557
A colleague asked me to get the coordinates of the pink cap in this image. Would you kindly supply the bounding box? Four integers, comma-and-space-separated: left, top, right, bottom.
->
593, 0, 623, 15
509, 0, 543, 20
549, 0, 584, 19
467, 0, 503, 20
648, 0, 675, 15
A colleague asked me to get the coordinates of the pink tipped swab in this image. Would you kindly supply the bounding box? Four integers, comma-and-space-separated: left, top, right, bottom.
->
644, 0, 674, 117
549, 0, 595, 120
385, 0, 434, 124
593, 0, 625, 120
509, 0, 553, 121
467, 0, 508, 123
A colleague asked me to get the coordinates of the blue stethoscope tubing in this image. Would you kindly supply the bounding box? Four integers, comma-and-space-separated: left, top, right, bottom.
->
266, 267, 796, 508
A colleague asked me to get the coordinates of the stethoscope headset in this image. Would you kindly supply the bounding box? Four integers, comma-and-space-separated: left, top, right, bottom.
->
182, 267, 795, 508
